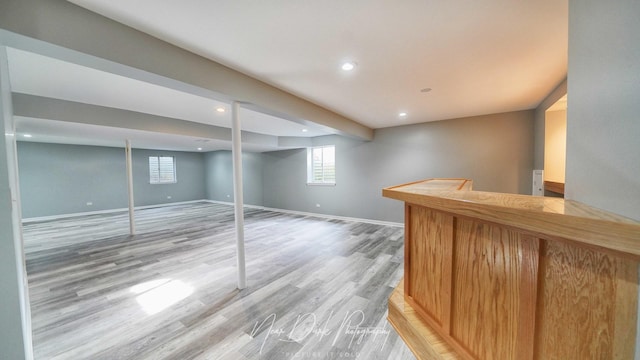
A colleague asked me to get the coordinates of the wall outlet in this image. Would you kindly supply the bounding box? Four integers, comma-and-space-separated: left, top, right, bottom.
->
167, 196, 172, 199
86, 202, 93, 206
316, 203, 321, 208
532, 170, 544, 196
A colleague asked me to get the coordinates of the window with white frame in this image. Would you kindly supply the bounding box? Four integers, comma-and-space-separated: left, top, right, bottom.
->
307, 145, 335, 185
149, 156, 177, 184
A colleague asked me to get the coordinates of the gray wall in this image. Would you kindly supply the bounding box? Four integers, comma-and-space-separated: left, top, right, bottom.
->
133, 148, 206, 207
17, 142, 206, 218
18, 142, 127, 218
204, 151, 263, 206
566, 0, 640, 221
19, 110, 535, 223
567, 2, 640, 357
263, 110, 535, 223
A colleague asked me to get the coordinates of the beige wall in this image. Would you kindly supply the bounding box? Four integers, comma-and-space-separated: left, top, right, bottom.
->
543, 109, 566, 183
534, 79, 566, 170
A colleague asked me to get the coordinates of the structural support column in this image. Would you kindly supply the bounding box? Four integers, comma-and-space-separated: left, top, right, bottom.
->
231, 101, 246, 289
0, 45, 33, 359
125, 140, 135, 235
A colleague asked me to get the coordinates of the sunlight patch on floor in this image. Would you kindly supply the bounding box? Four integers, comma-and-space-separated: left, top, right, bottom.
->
131, 279, 194, 315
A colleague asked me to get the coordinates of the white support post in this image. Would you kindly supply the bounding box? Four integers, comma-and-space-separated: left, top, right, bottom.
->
231, 101, 246, 289
125, 140, 135, 235
0, 45, 33, 359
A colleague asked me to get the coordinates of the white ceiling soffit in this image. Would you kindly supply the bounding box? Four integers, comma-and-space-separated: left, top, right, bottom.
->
68, 0, 568, 128
14, 117, 296, 153
7, 47, 330, 138
546, 94, 567, 112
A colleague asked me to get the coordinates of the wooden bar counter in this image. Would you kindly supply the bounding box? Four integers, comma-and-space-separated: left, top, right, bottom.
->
383, 179, 640, 359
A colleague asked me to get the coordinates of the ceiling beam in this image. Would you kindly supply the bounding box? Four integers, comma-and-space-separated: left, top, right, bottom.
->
12, 93, 281, 148
12, 93, 231, 140
0, 0, 373, 141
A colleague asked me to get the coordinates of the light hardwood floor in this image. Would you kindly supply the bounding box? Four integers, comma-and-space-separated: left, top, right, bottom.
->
23, 202, 416, 360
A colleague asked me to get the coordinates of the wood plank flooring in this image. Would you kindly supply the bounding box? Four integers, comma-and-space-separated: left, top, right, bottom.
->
23, 202, 416, 360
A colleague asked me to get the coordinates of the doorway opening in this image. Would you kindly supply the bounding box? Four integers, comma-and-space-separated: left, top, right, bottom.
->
543, 94, 567, 197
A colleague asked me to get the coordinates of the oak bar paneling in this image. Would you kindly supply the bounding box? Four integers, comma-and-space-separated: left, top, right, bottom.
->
384, 179, 640, 360
534, 240, 638, 359
516, 235, 540, 360
450, 219, 525, 360
407, 206, 453, 328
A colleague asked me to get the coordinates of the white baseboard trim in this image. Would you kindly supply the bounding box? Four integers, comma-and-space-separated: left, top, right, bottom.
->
22, 199, 208, 223
205, 200, 404, 228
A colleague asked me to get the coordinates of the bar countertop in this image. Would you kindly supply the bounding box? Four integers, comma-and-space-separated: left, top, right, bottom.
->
383, 178, 640, 257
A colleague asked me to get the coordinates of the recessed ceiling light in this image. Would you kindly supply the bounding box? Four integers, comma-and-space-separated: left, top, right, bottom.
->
197, 147, 203, 151
341, 62, 356, 71
23, 134, 33, 138
420, 88, 432, 93
302, 129, 308, 132
399, 112, 408, 118
216, 107, 225, 113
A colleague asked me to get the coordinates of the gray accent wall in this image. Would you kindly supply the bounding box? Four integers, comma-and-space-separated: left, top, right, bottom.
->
566, 0, 640, 222
204, 151, 263, 206
263, 110, 535, 223
19, 110, 535, 223
17, 142, 206, 218
132, 148, 205, 207
18, 142, 127, 218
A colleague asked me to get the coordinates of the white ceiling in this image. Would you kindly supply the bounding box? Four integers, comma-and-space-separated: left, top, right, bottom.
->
7, 47, 331, 152
68, 0, 568, 128
9, 1, 568, 152
8, 48, 328, 138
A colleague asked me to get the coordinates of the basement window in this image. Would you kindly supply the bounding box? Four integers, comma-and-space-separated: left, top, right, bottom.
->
307, 145, 336, 185
149, 156, 177, 184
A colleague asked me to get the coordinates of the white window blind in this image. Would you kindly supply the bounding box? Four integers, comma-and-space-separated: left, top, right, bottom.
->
149, 156, 176, 184
307, 145, 335, 185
